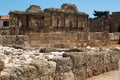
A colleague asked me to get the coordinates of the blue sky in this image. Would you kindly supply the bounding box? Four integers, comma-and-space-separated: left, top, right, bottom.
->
0, 0, 120, 17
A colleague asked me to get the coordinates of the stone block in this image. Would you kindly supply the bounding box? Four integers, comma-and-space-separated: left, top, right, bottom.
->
74, 70, 86, 80
62, 71, 74, 80
86, 67, 93, 78
63, 52, 87, 71
49, 57, 73, 73
33, 78, 40, 80
0, 58, 4, 73
103, 53, 111, 64
0, 72, 10, 80
30, 60, 56, 76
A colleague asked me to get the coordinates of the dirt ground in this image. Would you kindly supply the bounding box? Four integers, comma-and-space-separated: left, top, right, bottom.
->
85, 70, 120, 80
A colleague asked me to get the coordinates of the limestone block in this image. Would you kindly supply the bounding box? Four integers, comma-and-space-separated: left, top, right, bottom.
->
1, 69, 18, 80
0, 72, 10, 80
0, 35, 3, 45
110, 51, 120, 63
102, 64, 110, 72
49, 57, 73, 73
11, 65, 38, 79
49, 76, 54, 80
33, 78, 40, 80
74, 70, 86, 80
86, 66, 93, 78
0, 58, 4, 73
20, 77, 32, 80
30, 60, 56, 76
109, 63, 119, 70
40, 76, 49, 80
55, 73, 63, 80
104, 53, 111, 64
92, 65, 102, 76
86, 52, 105, 76
64, 52, 87, 70
62, 71, 74, 80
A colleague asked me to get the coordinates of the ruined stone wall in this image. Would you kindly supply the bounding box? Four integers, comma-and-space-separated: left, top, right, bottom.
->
0, 50, 120, 80
0, 32, 119, 48
29, 32, 120, 48
0, 29, 9, 35
0, 35, 29, 48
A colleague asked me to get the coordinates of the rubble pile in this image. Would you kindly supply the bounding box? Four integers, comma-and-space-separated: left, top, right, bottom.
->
0, 45, 119, 80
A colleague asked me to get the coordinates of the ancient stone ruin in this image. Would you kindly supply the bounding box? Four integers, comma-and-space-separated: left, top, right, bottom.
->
0, 33, 118, 80
0, 46, 119, 80
0, 3, 119, 80
89, 12, 120, 32
9, 4, 88, 34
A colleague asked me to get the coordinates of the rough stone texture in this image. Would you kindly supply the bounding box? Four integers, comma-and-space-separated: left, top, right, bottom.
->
30, 60, 56, 77
9, 4, 88, 35
89, 12, 120, 33
0, 49, 120, 80
0, 35, 29, 48
49, 57, 73, 73
26, 5, 42, 13
0, 58, 4, 73
0, 32, 119, 49
29, 32, 120, 48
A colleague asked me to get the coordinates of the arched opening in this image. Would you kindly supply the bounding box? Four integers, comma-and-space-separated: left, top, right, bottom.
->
118, 25, 120, 32
69, 20, 73, 29
109, 24, 112, 33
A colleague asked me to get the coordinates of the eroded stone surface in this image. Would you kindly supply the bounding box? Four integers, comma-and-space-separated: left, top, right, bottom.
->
0, 45, 119, 80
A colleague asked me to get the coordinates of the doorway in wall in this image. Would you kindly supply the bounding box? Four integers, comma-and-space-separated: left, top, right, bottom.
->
118, 25, 120, 32
118, 25, 120, 44
69, 19, 73, 30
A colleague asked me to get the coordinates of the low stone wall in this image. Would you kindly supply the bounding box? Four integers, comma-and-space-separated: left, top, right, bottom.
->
0, 32, 119, 49
0, 35, 29, 48
29, 32, 120, 48
0, 29, 9, 35
0, 49, 120, 80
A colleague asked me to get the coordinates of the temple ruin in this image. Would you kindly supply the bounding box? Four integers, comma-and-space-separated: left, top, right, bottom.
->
9, 4, 89, 35
89, 12, 120, 32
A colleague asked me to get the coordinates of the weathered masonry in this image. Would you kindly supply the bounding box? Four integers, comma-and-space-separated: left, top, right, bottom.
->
9, 4, 89, 34
0, 32, 120, 48
89, 12, 120, 33
0, 49, 120, 80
